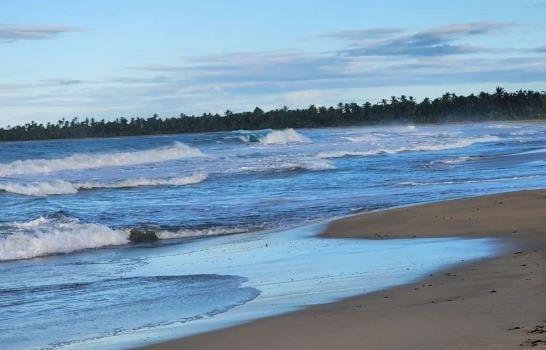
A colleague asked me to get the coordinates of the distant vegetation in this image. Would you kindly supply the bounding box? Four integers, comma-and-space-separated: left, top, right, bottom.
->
2, 87, 546, 142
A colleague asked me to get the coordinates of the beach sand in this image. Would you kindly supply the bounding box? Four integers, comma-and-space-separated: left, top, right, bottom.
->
143, 190, 546, 349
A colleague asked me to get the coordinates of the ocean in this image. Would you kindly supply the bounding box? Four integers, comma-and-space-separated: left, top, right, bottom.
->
1, 121, 545, 349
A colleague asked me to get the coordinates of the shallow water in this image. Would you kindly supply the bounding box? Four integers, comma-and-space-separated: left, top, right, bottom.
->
0, 121, 545, 348
0, 224, 501, 349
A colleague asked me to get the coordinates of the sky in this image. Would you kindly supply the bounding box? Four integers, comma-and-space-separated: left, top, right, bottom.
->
1, 0, 545, 126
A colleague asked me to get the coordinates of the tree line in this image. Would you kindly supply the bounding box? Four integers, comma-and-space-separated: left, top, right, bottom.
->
1, 87, 545, 142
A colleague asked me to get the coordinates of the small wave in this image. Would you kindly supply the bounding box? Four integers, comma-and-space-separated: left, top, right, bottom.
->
156, 226, 250, 239
431, 156, 475, 165
0, 215, 254, 261
80, 173, 208, 191
399, 174, 542, 187
490, 124, 512, 129
0, 216, 129, 261
237, 129, 311, 145
509, 130, 538, 136
0, 173, 208, 197
238, 159, 335, 173
0, 180, 80, 196
0, 213, 265, 261
317, 136, 499, 159
516, 148, 546, 155
235, 131, 266, 143
0, 142, 204, 177
343, 134, 380, 143
316, 150, 379, 159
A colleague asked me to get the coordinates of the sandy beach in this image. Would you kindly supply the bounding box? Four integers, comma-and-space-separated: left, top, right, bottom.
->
144, 190, 546, 350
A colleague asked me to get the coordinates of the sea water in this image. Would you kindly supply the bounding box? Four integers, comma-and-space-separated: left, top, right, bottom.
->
1, 122, 545, 349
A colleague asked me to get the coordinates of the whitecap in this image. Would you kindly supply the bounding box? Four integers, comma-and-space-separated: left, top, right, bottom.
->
0, 173, 208, 197
156, 226, 249, 239
0, 142, 204, 177
431, 156, 475, 165
238, 159, 335, 173
0, 217, 129, 261
259, 129, 311, 145
317, 135, 499, 159
342, 134, 380, 143
0, 215, 254, 261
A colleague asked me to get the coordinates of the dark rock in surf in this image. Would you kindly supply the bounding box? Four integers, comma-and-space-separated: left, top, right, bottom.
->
129, 228, 159, 242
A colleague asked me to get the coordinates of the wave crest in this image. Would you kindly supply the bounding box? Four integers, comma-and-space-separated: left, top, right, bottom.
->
0, 173, 208, 197
259, 129, 311, 144
0, 216, 129, 261
0, 215, 258, 261
317, 135, 499, 159
0, 142, 204, 177
156, 226, 250, 239
237, 129, 311, 145
238, 159, 335, 173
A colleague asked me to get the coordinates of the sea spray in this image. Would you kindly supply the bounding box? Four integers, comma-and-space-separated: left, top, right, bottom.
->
259, 129, 311, 145
236, 129, 311, 145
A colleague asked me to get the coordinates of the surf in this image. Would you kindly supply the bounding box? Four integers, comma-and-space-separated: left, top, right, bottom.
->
0, 142, 204, 177
0, 173, 208, 196
317, 135, 500, 159
236, 128, 311, 145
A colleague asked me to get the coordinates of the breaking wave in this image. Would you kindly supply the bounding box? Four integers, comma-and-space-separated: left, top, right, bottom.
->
0, 216, 130, 261
317, 135, 499, 159
259, 129, 311, 144
0, 215, 254, 261
0, 142, 204, 177
0, 173, 208, 197
237, 129, 311, 145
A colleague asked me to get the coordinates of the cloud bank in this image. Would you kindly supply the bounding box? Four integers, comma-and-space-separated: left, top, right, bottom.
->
0, 24, 81, 43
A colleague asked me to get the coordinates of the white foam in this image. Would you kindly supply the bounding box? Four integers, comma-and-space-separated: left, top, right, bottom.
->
0, 180, 79, 196
0, 217, 129, 261
0, 173, 208, 197
316, 150, 379, 159
0, 213, 253, 261
297, 159, 336, 171
156, 227, 248, 239
259, 129, 311, 145
510, 130, 538, 136
317, 136, 499, 159
399, 174, 542, 187
0, 142, 204, 177
431, 156, 474, 165
239, 159, 335, 173
343, 134, 380, 143
80, 173, 209, 191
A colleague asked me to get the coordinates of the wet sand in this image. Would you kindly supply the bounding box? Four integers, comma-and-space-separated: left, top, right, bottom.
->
143, 190, 546, 350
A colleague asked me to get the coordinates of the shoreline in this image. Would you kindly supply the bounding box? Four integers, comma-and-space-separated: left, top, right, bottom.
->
142, 190, 546, 350
2, 119, 546, 144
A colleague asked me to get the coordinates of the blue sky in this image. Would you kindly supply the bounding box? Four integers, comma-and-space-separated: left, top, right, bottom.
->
1, 0, 545, 126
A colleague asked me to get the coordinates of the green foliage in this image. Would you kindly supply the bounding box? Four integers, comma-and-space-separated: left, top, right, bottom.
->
1, 88, 546, 142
